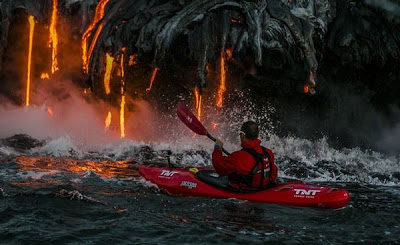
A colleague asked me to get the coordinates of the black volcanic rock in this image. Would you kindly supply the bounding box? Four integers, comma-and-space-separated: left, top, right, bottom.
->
1, 134, 44, 151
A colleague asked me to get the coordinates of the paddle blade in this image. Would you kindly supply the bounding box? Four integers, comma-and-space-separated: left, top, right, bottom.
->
177, 102, 209, 136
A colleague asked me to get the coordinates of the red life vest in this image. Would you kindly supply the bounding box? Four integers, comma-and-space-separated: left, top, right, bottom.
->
212, 139, 278, 189
228, 146, 273, 189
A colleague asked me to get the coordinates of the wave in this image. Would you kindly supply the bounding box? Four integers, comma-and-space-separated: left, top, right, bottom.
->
0, 134, 399, 186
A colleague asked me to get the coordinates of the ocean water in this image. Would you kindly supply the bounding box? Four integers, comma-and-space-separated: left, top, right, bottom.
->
0, 134, 399, 244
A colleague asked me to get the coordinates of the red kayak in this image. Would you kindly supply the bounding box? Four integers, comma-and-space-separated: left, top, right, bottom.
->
139, 165, 350, 209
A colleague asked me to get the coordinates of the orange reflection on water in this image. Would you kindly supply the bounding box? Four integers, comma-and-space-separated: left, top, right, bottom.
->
15, 156, 140, 179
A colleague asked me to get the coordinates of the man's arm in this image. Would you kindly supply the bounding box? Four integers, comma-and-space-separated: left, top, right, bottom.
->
212, 141, 236, 176
266, 148, 278, 182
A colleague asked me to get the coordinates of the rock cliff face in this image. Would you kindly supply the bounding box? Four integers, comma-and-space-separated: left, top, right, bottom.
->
0, 0, 399, 152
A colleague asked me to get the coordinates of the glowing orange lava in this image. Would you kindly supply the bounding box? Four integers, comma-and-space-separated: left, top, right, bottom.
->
146, 67, 159, 92
46, 107, 54, 117
120, 51, 126, 138
305, 71, 316, 94
206, 63, 211, 74
82, 0, 111, 72
128, 54, 136, 66
104, 53, 114, 95
120, 95, 125, 138
226, 48, 233, 59
120, 51, 125, 78
41, 73, 50, 79
304, 83, 309, 94
105, 111, 112, 132
26, 15, 35, 107
217, 52, 226, 108
49, 0, 59, 74
194, 87, 202, 121
85, 23, 105, 72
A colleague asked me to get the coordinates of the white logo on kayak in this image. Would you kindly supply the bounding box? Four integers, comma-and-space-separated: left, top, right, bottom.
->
180, 181, 197, 189
160, 170, 179, 177
186, 116, 192, 123
294, 189, 321, 198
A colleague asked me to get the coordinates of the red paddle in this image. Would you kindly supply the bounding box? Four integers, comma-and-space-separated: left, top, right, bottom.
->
177, 102, 230, 155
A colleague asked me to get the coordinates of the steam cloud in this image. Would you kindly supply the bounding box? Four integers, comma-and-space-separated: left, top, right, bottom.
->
0, 78, 158, 145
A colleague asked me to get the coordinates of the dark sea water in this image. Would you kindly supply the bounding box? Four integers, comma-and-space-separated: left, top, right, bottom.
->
1, 134, 399, 244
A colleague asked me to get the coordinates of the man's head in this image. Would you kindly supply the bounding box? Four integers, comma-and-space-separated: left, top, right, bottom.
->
239, 121, 259, 141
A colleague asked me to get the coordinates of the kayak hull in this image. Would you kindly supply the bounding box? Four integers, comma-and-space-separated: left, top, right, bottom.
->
139, 165, 350, 209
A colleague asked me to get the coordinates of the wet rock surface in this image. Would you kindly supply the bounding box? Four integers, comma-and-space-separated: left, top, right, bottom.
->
0, 134, 44, 151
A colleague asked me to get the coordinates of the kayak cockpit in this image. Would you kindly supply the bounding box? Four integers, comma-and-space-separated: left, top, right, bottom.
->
196, 170, 274, 193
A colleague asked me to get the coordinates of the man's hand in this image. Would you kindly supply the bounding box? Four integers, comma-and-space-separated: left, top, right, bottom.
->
215, 139, 224, 148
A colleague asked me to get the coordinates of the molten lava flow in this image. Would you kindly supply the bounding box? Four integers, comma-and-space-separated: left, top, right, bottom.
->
304, 83, 309, 94
146, 67, 159, 92
26, 15, 35, 107
104, 53, 114, 95
40, 73, 50, 79
194, 87, 202, 121
217, 51, 226, 108
120, 49, 125, 78
85, 23, 104, 72
49, 0, 59, 74
120, 51, 126, 138
128, 54, 136, 66
212, 122, 218, 131
198, 96, 202, 121
82, 0, 111, 72
105, 111, 112, 132
46, 107, 54, 117
304, 71, 316, 94
206, 63, 211, 74
226, 48, 233, 60
120, 95, 126, 138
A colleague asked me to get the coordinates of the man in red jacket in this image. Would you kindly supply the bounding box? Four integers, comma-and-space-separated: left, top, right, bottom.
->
212, 121, 278, 189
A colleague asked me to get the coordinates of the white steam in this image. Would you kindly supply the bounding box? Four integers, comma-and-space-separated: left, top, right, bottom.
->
0, 78, 158, 145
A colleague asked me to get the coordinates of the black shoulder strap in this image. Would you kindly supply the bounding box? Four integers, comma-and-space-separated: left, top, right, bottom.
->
261, 147, 271, 162
241, 147, 271, 188
242, 147, 271, 170
261, 147, 272, 179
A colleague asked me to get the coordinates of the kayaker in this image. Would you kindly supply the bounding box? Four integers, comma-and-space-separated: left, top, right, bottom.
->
212, 121, 278, 189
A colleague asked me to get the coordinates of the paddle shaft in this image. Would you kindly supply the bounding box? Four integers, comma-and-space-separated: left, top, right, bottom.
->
207, 134, 230, 155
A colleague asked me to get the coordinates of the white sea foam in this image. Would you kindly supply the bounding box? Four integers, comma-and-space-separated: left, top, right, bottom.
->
135, 177, 159, 189
37, 135, 82, 157
264, 135, 400, 185
16, 170, 61, 180
0, 146, 19, 157
18, 131, 397, 186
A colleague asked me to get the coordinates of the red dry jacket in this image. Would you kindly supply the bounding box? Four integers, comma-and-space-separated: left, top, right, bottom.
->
212, 139, 278, 188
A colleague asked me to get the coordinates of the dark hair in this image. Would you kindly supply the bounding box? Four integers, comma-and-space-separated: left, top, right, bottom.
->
240, 121, 259, 140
